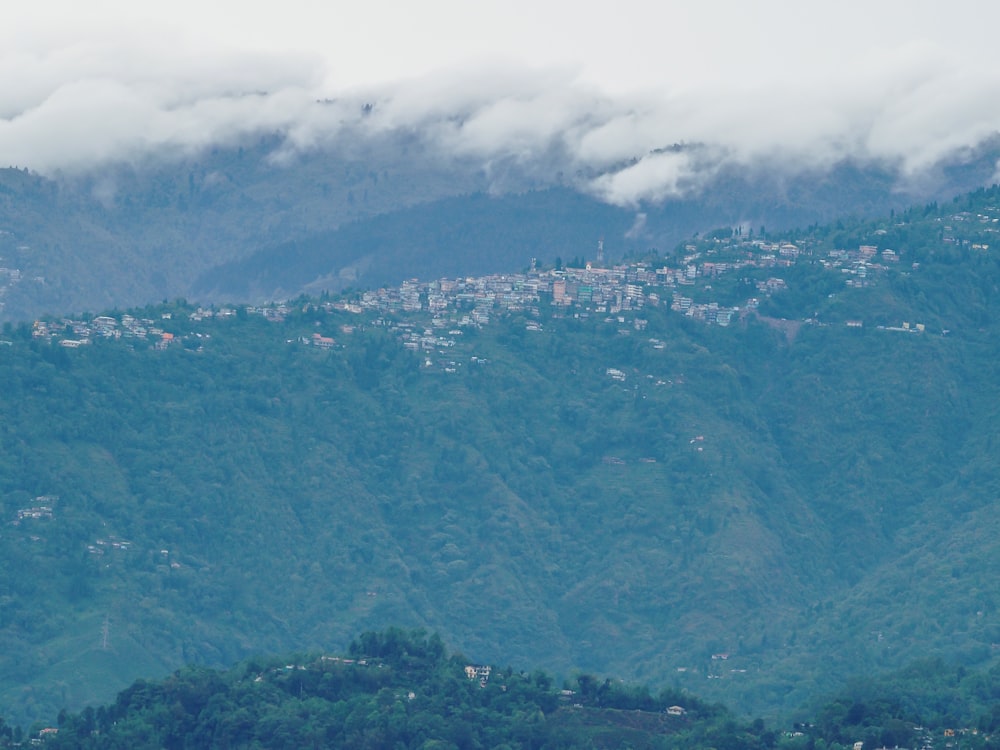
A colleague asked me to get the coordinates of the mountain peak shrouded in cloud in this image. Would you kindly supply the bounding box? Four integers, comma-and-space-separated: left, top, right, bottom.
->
3, 1, 1000, 204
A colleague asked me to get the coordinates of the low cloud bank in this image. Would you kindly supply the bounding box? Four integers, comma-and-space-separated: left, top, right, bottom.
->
2, 35, 1000, 205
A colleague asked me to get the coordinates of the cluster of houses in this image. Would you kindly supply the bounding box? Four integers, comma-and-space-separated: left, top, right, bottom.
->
940, 208, 1000, 249
31, 313, 178, 348
464, 664, 492, 688
86, 538, 133, 556
823, 244, 899, 289
12, 495, 58, 524
350, 258, 735, 323
328, 233, 915, 332
15, 505, 53, 522
10, 493, 140, 563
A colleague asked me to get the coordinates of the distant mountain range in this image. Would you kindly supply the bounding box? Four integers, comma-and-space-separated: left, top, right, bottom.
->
2, 132, 999, 321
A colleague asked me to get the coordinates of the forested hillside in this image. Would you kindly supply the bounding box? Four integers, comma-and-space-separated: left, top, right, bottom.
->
0, 137, 488, 322
14, 631, 1000, 749
34, 629, 757, 750
2, 186, 1000, 728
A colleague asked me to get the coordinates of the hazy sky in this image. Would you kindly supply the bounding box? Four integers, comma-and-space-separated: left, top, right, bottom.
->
4, 1, 1000, 202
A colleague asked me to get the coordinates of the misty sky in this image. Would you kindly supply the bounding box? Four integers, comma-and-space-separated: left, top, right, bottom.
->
5, 0, 1000, 203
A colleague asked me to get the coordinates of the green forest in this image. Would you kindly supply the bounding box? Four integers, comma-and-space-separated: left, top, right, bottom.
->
9, 629, 1000, 749
1, 186, 1000, 733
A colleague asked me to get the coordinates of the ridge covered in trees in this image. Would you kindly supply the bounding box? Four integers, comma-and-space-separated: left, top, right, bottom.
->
38, 629, 745, 749
13, 630, 1000, 750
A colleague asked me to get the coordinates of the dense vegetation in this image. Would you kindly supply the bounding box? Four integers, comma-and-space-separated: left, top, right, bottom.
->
2, 185, 1000, 730
32, 629, 755, 750
11, 631, 1000, 749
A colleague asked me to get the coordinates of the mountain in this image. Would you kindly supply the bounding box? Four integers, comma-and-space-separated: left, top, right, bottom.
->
187, 159, 925, 304
2, 135, 1000, 321
0, 135, 489, 322
3, 184, 1000, 729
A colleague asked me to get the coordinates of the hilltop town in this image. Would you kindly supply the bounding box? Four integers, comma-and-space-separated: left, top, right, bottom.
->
13, 192, 1000, 366
21, 225, 947, 352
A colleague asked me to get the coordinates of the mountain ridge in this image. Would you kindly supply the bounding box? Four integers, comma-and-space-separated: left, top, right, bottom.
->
3, 136, 1000, 321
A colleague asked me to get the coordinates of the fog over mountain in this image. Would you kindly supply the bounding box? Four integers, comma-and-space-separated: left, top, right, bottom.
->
3, 2, 1000, 204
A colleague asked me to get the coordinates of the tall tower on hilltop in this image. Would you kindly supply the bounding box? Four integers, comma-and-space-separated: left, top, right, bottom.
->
597, 238, 604, 266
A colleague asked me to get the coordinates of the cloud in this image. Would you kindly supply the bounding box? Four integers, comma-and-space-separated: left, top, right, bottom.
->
589, 150, 710, 206
1, 28, 1000, 205
0, 31, 322, 170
